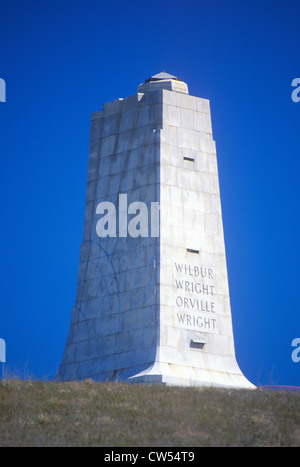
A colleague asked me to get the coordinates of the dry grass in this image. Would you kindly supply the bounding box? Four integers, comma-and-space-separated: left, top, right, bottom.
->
0, 379, 300, 447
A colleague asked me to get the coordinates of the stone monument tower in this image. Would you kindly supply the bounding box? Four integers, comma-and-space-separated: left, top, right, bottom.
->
58, 72, 255, 389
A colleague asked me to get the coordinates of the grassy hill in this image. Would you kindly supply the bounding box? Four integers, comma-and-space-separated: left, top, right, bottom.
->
0, 379, 300, 447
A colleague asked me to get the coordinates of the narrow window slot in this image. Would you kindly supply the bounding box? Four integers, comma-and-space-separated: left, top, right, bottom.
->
183, 157, 195, 162
190, 339, 207, 350
187, 248, 199, 254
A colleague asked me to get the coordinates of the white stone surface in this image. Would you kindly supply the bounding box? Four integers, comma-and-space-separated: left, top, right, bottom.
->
58, 74, 255, 389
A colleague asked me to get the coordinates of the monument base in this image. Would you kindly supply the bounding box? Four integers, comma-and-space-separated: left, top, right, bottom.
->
127, 361, 256, 389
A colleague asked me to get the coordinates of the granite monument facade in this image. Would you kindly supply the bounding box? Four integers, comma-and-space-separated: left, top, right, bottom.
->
58, 72, 255, 389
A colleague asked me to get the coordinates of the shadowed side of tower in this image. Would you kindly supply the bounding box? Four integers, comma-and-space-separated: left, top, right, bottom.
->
58, 89, 162, 382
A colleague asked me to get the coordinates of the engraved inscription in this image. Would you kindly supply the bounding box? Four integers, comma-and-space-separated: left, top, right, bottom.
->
174, 262, 218, 333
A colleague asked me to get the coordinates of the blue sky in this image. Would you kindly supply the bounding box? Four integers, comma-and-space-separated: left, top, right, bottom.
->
0, 0, 299, 386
